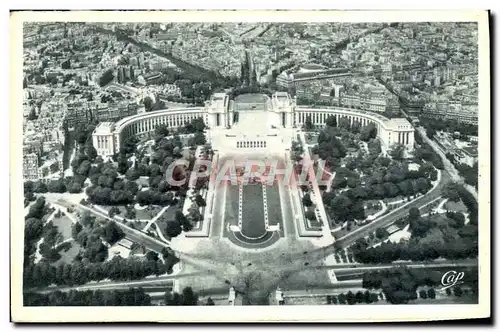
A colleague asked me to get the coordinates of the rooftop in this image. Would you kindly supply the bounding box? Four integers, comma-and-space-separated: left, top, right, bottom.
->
142, 71, 162, 79
234, 93, 269, 104
212, 92, 227, 100
93, 121, 115, 134
274, 91, 289, 97
386, 118, 414, 130
462, 146, 478, 157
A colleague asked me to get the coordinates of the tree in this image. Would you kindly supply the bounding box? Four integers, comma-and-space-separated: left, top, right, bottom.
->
143, 96, 153, 112
346, 291, 356, 305
24, 180, 35, 195
443, 182, 461, 202
426, 127, 437, 139
49, 162, 60, 174
98, 69, 114, 87
453, 286, 463, 297
146, 251, 159, 261
108, 206, 121, 218
86, 145, 98, 161
375, 227, 388, 239
415, 177, 431, 194
25, 217, 44, 243
24, 288, 151, 306
430, 169, 438, 181
68, 181, 82, 193
165, 220, 182, 238
427, 288, 436, 299
27, 108, 38, 120
164, 291, 181, 305
155, 125, 170, 138
191, 117, 206, 133
47, 179, 67, 193
303, 115, 313, 131
26, 196, 47, 219
332, 175, 347, 190
302, 193, 313, 207
325, 115, 337, 127
189, 132, 206, 146
369, 292, 379, 303
102, 222, 125, 245
125, 205, 137, 220
409, 217, 435, 239
338, 117, 350, 130
71, 222, 83, 239
33, 181, 48, 193
82, 237, 108, 263
408, 207, 421, 221
194, 194, 206, 207
304, 210, 316, 221
327, 194, 363, 222
206, 297, 215, 306
355, 291, 364, 303
360, 123, 377, 142
181, 287, 198, 305
25, 190, 36, 203
390, 144, 405, 161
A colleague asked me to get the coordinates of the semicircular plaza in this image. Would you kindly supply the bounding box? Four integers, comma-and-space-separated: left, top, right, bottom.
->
91, 92, 416, 251
228, 230, 280, 249
92, 101, 413, 158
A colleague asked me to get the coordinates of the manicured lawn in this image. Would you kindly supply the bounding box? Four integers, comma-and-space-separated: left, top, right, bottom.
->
233, 94, 268, 111
161, 205, 180, 222
444, 200, 468, 213
133, 207, 152, 220
124, 220, 149, 231
134, 206, 158, 220
265, 185, 283, 227
241, 184, 266, 238
234, 93, 268, 104
225, 185, 240, 226
51, 216, 73, 240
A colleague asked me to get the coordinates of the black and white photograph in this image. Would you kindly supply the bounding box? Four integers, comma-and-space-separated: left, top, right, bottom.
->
9, 10, 490, 322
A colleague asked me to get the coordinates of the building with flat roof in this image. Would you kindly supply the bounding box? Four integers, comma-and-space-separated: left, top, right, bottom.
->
92, 91, 415, 157
92, 122, 116, 157
379, 118, 415, 150
23, 153, 39, 181
422, 102, 478, 125
138, 72, 163, 86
